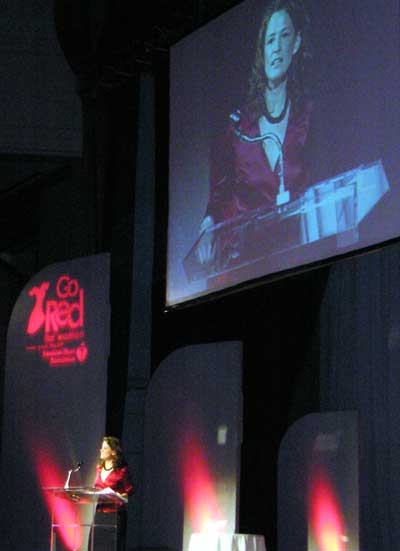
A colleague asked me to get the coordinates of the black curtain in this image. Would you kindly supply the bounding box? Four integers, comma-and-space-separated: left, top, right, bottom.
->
319, 242, 400, 551
54, 0, 142, 435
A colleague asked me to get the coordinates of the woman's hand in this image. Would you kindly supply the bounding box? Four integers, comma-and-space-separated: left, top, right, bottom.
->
196, 216, 216, 264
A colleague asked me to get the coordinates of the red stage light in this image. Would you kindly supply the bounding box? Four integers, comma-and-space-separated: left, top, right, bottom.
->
33, 443, 83, 550
180, 431, 224, 533
309, 468, 346, 551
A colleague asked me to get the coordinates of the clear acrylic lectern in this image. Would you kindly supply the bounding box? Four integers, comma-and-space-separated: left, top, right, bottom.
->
184, 160, 389, 283
44, 486, 126, 551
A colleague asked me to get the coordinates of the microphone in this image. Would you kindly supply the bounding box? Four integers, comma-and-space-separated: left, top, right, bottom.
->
64, 461, 84, 489
229, 111, 289, 205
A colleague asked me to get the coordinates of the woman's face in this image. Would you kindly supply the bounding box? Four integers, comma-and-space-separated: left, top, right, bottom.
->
100, 440, 114, 461
264, 9, 301, 88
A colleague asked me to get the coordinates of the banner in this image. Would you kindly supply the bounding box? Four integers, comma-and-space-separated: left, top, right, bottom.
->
0, 254, 110, 551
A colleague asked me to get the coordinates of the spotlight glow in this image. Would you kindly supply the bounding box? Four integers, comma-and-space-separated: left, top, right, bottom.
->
309, 469, 346, 551
32, 442, 82, 550
180, 431, 224, 533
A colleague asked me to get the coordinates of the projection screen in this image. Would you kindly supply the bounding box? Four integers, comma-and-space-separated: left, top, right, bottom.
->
166, 0, 400, 307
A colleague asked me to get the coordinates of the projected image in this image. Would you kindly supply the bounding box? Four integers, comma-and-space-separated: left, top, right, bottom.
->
167, 0, 400, 306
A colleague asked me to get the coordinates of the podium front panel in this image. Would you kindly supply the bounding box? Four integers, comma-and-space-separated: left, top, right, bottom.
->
51, 507, 119, 551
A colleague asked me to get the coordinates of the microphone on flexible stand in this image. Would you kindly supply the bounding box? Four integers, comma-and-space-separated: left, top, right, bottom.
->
64, 461, 83, 489
229, 111, 289, 206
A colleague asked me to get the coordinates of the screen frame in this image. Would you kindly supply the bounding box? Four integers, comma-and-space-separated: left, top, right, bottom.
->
163, 0, 400, 310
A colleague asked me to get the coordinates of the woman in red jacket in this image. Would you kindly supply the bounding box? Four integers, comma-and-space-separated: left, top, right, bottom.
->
198, 0, 313, 268
92, 436, 133, 551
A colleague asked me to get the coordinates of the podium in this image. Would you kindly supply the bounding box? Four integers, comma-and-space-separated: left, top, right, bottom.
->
44, 487, 127, 551
184, 160, 389, 283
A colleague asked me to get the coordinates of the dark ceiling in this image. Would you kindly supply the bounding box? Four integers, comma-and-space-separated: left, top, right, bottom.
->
54, 0, 244, 74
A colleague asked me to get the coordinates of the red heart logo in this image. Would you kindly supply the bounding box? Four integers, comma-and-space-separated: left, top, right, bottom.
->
76, 342, 88, 363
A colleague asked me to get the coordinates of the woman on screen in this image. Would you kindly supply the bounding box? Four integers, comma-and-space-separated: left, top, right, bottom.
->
198, 0, 313, 264
92, 436, 133, 551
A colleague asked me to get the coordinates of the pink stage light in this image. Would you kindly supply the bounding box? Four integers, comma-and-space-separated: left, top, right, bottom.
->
309, 468, 346, 551
180, 431, 224, 533
33, 444, 83, 550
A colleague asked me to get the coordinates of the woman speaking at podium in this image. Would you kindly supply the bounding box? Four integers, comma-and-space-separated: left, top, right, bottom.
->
198, 0, 314, 265
92, 436, 134, 551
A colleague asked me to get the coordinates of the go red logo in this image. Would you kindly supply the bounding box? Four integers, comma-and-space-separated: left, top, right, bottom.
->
26, 274, 88, 367
27, 275, 85, 335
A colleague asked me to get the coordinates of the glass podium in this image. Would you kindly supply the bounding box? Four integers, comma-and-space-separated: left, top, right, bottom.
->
44, 487, 126, 551
184, 160, 389, 283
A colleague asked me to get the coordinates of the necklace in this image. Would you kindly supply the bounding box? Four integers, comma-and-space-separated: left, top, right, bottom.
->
103, 464, 113, 471
264, 94, 289, 124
